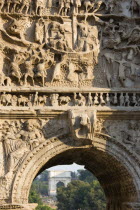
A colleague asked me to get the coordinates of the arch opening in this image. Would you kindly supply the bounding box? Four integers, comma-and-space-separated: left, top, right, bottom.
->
12, 136, 140, 210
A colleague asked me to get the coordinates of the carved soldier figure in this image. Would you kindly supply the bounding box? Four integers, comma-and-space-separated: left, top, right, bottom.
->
120, 93, 125, 106
87, 93, 93, 106
100, 93, 105, 105
24, 59, 34, 86
6, 0, 21, 13
10, 53, 22, 85
72, 0, 81, 14
124, 93, 130, 107
64, 0, 71, 16
34, 92, 38, 106
77, 20, 88, 51
19, 0, 32, 14
58, 0, 65, 15
94, 93, 99, 105
35, 18, 45, 44
50, 94, 59, 106
132, 93, 138, 107
35, 0, 45, 15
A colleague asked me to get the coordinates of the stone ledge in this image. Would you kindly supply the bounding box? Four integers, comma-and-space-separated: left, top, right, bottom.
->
0, 204, 37, 210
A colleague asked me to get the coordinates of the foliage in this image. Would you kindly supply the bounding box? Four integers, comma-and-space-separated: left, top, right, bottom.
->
36, 170, 49, 182
77, 169, 97, 183
57, 170, 106, 210
29, 188, 54, 210
31, 180, 48, 196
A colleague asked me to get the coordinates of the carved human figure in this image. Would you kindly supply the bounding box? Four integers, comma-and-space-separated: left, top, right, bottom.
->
105, 0, 116, 13
120, 93, 125, 106
132, 0, 140, 16
87, 93, 93, 106
20, 120, 44, 150
127, 28, 140, 45
52, 55, 66, 82
132, 93, 138, 107
72, 0, 81, 14
94, 93, 99, 105
6, 0, 21, 13
79, 93, 86, 106
35, 0, 45, 15
124, 93, 130, 107
77, 20, 89, 51
35, 18, 45, 44
36, 58, 47, 87
64, 0, 71, 16
106, 93, 110, 106
113, 93, 117, 105
50, 94, 59, 106
24, 59, 34, 86
58, 0, 65, 15
34, 92, 39, 106
11, 95, 17, 106
19, 0, 31, 14
115, 53, 128, 87
54, 28, 70, 51
100, 93, 105, 105
10, 53, 22, 84
1, 122, 29, 177
73, 93, 79, 106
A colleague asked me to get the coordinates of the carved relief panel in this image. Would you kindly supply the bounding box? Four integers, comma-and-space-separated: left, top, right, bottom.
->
0, 0, 139, 89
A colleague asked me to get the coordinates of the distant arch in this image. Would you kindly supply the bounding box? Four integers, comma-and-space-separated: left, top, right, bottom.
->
11, 133, 140, 209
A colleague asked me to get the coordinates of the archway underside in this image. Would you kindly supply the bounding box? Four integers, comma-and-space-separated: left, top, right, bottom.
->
11, 133, 140, 210
41, 148, 137, 207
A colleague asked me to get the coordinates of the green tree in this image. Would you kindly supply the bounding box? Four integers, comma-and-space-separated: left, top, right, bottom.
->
78, 169, 97, 183
57, 174, 106, 210
29, 188, 54, 210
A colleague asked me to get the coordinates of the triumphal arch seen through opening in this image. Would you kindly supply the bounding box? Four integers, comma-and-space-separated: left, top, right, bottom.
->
0, 0, 140, 209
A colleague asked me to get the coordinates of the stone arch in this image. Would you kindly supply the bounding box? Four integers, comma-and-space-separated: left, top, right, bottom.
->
56, 181, 65, 188
11, 133, 140, 209
48, 170, 71, 196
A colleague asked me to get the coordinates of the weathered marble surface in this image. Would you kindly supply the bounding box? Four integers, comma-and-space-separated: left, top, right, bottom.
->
0, 0, 140, 209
